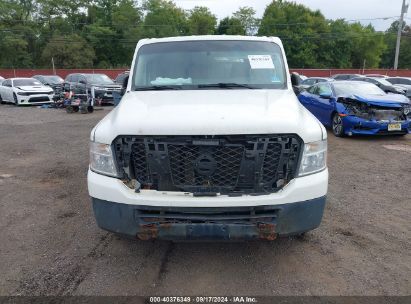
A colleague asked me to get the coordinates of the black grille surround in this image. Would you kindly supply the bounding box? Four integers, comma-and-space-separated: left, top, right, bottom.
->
113, 135, 303, 196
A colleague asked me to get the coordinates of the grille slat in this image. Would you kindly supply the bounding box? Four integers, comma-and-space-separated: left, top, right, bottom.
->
114, 135, 302, 195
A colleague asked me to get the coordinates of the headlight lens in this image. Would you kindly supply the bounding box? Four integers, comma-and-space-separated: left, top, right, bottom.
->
89, 142, 118, 177
298, 140, 327, 176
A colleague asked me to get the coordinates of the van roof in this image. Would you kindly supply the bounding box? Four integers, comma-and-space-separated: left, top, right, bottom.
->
138, 35, 282, 45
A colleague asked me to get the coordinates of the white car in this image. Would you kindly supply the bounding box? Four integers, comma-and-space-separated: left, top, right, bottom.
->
88, 35, 328, 241
0, 78, 54, 105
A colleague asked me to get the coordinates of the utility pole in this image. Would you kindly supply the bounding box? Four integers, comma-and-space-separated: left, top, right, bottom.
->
394, 0, 409, 69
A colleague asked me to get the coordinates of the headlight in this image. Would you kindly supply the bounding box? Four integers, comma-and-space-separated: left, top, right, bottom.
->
90, 142, 118, 177
298, 140, 327, 176
17, 92, 29, 96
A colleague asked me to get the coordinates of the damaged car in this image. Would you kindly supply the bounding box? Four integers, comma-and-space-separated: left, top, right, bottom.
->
298, 81, 411, 137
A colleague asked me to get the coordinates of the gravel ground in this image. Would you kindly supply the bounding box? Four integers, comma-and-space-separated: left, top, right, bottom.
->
0, 105, 410, 296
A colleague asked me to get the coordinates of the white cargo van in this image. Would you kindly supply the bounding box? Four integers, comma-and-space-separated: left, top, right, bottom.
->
88, 35, 328, 240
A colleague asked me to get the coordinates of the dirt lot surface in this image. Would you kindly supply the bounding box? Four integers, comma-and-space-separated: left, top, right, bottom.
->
0, 105, 410, 296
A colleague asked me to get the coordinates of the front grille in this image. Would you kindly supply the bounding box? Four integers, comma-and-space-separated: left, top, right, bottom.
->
114, 135, 302, 195
21, 91, 51, 95
168, 144, 243, 192
28, 96, 51, 103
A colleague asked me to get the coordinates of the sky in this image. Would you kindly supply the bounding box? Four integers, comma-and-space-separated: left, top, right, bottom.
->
174, 0, 410, 31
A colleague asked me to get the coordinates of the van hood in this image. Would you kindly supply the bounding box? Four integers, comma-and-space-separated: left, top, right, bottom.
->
93, 89, 325, 143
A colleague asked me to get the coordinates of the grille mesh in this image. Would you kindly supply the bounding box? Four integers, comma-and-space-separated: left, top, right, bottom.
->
114, 135, 302, 195
168, 145, 243, 190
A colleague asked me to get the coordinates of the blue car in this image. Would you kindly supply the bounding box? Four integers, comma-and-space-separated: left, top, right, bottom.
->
298, 81, 411, 136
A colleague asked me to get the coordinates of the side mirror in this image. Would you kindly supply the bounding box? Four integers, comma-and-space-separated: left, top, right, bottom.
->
121, 76, 129, 96
290, 73, 299, 86
79, 80, 86, 85
319, 93, 332, 99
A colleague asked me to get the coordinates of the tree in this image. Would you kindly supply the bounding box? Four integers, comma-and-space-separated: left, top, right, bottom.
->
325, 19, 354, 68
187, 6, 216, 35
348, 23, 386, 68
381, 21, 411, 69
216, 17, 246, 35
84, 24, 117, 67
41, 34, 95, 68
142, 0, 188, 38
233, 7, 258, 35
112, 0, 143, 66
0, 29, 32, 68
258, 0, 387, 68
258, 0, 329, 68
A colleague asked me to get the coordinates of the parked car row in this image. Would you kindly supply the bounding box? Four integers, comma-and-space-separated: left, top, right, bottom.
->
294, 74, 411, 99
0, 72, 127, 106
297, 80, 411, 137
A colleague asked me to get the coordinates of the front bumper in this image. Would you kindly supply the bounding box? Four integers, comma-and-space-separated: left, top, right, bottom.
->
17, 94, 53, 105
88, 169, 328, 240
342, 115, 410, 135
94, 89, 121, 103
91, 196, 326, 240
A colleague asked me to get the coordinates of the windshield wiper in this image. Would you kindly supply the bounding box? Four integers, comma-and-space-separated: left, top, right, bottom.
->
197, 83, 258, 89
134, 85, 183, 91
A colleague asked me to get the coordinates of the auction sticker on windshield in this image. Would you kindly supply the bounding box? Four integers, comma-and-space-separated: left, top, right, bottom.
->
248, 55, 274, 69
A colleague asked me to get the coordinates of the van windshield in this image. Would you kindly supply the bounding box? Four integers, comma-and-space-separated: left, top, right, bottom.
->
132, 40, 287, 90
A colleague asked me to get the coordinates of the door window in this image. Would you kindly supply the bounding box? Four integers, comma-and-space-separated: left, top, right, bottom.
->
71, 74, 80, 83
78, 76, 87, 84
317, 83, 332, 96
302, 79, 316, 86
398, 78, 411, 85
307, 85, 318, 94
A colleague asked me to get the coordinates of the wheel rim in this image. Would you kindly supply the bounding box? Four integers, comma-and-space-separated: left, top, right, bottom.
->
333, 115, 343, 135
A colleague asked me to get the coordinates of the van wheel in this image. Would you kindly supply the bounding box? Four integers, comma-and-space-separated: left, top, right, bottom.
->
13, 93, 19, 106
0, 94, 4, 104
332, 113, 345, 137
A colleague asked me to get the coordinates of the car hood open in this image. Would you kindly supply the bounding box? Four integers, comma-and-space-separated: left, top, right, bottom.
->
93, 89, 325, 144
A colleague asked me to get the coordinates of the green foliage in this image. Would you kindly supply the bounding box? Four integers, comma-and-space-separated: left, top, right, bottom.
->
381, 21, 411, 69
41, 34, 95, 68
188, 6, 216, 35
0, 0, 407, 68
233, 7, 259, 35
142, 0, 188, 38
258, 0, 330, 68
258, 0, 391, 68
216, 17, 246, 35
0, 28, 32, 67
